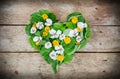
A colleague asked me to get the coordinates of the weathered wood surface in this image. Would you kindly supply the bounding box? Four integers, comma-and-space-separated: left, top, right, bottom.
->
0, 0, 120, 25
0, 26, 120, 52
0, 0, 120, 79
0, 53, 120, 79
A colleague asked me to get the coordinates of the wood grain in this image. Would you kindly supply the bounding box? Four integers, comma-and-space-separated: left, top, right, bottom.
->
0, 26, 120, 52
0, 0, 120, 25
0, 53, 120, 79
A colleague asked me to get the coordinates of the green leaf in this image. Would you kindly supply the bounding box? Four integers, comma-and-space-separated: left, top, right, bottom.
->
40, 40, 46, 45
52, 22, 65, 31
35, 31, 41, 36
40, 47, 52, 57
30, 14, 44, 24
63, 29, 71, 36
39, 9, 50, 15
40, 47, 53, 64
78, 15, 85, 22
64, 55, 74, 63
49, 13, 56, 22
25, 25, 31, 36
51, 60, 58, 74
67, 12, 82, 21
77, 39, 87, 50
85, 25, 91, 39
65, 22, 76, 29
29, 37, 40, 50
64, 45, 77, 55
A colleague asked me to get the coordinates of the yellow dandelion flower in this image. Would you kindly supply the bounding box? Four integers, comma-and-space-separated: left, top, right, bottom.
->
45, 26, 50, 32
42, 14, 48, 20
64, 37, 71, 44
52, 40, 59, 47
57, 55, 64, 61
42, 31, 48, 36
36, 41, 40, 46
71, 17, 78, 24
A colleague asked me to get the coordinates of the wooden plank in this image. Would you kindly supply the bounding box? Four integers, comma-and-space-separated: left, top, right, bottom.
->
0, 53, 120, 79
0, 0, 120, 25
0, 26, 120, 52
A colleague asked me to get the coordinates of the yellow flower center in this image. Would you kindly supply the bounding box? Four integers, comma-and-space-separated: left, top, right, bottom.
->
32, 22, 37, 28
57, 55, 64, 61
42, 31, 48, 36
76, 42, 80, 45
52, 40, 59, 47
64, 37, 71, 44
42, 14, 48, 20
45, 26, 50, 32
77, 27, 82, 32
71, 17, 78, 24
36, 41, 40, 46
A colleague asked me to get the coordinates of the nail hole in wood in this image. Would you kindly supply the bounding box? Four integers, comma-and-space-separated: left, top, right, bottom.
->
99, 43, 102, 45
103, 70, 106, 72
99, 31, 103, 33
96, 18, 99, 20
15, 70, 19, 75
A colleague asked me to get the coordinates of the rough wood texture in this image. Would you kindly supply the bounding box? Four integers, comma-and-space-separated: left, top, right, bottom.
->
0, 26, 120, 52
0, 53, 120, 79
0, 0, 120, 25
0, 0, 120, 79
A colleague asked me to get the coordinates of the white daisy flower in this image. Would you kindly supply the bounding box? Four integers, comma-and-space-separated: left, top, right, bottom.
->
76, 36, 82, 42
33, 36, 42, 42
49, 29, 62, 38
55, 45, 64, 55
33, 36, 39, 42
45, 18, 52, 26
68, 29, 78, 37
30, 27, 37, 34
36, 22, 44, 30
49, 50, 57, 60
59, 34, 65, 40
77, 22, 87, 28
45, 42, 52, 49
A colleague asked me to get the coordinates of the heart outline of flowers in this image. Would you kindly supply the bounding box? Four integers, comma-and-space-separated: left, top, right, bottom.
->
25, 9, 91, 73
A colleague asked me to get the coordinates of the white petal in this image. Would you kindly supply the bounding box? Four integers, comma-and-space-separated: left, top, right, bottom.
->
59, 34, 65, 40
33, 36, 39, 42
30, 27, 37, 34
55, 46, 60, 50
49, 51, 57, 60
55, 50, 61, 54
45, 42, 52, 49
74, 29, 78, 36
49, 29, 56, 35
36, 22, 44, 30
68, 30, 74, 37
76, 36, 82, 42
77, 22, 84, 28
57, 30, 62, 35
45, 18, 52, 26
54, 34, 59, 38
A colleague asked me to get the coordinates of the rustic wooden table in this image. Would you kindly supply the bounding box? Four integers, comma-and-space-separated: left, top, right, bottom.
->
0, 0, 120, 79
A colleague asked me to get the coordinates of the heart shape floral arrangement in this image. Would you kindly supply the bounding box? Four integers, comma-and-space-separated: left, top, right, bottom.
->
25, 9, 91, 73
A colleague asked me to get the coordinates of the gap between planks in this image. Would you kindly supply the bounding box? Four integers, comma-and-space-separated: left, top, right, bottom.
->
0, 51, 120, 53
0, 24, 120, 27
0, 26, 120, 52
